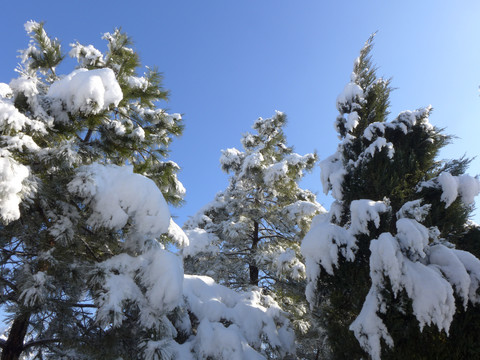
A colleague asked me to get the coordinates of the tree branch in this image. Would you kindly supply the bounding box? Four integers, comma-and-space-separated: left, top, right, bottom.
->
79, 237, 100, 262
83, 128, 93, 143
257, 234, 287, 241
23, 338, 61, 350
70, 303, 97, 308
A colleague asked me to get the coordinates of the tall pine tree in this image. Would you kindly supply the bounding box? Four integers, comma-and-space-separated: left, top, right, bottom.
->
0, 21, 185, 359
302, 36, 480, 359
183, 112, 324, 358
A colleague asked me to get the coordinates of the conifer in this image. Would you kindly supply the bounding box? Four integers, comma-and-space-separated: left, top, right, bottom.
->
0, 21, 184, 359
0, 22, 297, 360
302, 36, 480, 359
184, 111, 324, 357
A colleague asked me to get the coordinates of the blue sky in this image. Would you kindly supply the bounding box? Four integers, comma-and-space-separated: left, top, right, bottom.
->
1, 1, 480, 224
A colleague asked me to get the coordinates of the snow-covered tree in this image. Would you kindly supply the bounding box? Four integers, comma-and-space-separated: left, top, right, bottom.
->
301, 36, 480, 359
0, 22, 295, 360
0, 21, 184, 360
183, 112, 324, 358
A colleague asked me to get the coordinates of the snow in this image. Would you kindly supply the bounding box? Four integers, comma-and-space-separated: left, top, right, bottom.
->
285, 153, 316, 166
369, 233, 403, 294
0, 151, 30, 223
300, 41, 480, 358
422, 172, 480, 208
253, 111, 283, 134
457, 174, 480, 205
402, 258, 455, 332
131, 126, 146, 141
303, 187, 480, 359
396, 218, 429, 260
103, 30, 134, 55
240, 152, 264, 176
438, 172, 459, 208
345, 111, 360, 132
282, 200, 325, 222
349, 288, 393, 360
0, 97, 46, 135
24, 20, 39, 33
47, 68, 123, 114
46, 202, 78, 243
336, 82, 364, 112
453, 249, 480, 304
97, 248, 184, 327
349, 211, 480, 359
263, 154, 316, 186
319, 152, 346, 200
193, 321, 265, 360
165, 112, 182, 125
264, 160, 288, 186
97, 269, 142, 327
165, 160, 186, 198
363, 137, 395, 159
180, 275, 295, 359
274, 248, 305, 279
19, 271, 51, 307
396, 200, 431, 222
127, 76, 149, 90
9, 76, 38, 98
352, 230, 457, 359
1, 23, 309, 359
143, 340, 176, 360
182, 228, 219, 257
301, 199, 388, 303
396, 107, 433, 130
350, 199, 389, 235
106, 119, 126, 135
167, 219, 190, 247
69, 42, 105, 67
220, 147, 243, 170
429, 245, 471, 307
0, 83, 12, 98
4, 135, 39, 152
68, 163, 170, 237
366, 108, 430, 139
141, 248, 184, 313
301, 221, 357, 303
363, 122, 386, 141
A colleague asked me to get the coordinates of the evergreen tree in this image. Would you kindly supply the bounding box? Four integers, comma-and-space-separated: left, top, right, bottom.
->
302, 36, 480, 360
0, 21, 185, 360
0, 22, 297, 360
183, 112, 324, 358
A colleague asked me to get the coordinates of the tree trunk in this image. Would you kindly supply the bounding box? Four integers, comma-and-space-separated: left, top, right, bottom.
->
1, 312, 30, 360
249, 221, 259, 286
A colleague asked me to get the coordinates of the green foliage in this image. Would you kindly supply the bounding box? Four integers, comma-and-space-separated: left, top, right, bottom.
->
312, 37, 480, 359
184, 112, 322, 358
0, 22, 184, 359
21, 21, 64, 81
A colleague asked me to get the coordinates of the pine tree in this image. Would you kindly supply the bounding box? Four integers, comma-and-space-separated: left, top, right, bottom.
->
0, 21, 186, 359
0, 22, 298, 360
302, 36, 480, 360
183, 112, 324, 358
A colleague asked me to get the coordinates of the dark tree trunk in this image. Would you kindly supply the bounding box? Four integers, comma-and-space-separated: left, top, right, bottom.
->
1, 312, 30, 360
249, 221, 259, 286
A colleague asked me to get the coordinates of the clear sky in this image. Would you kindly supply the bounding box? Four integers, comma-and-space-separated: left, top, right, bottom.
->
1, 0, 480, 225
